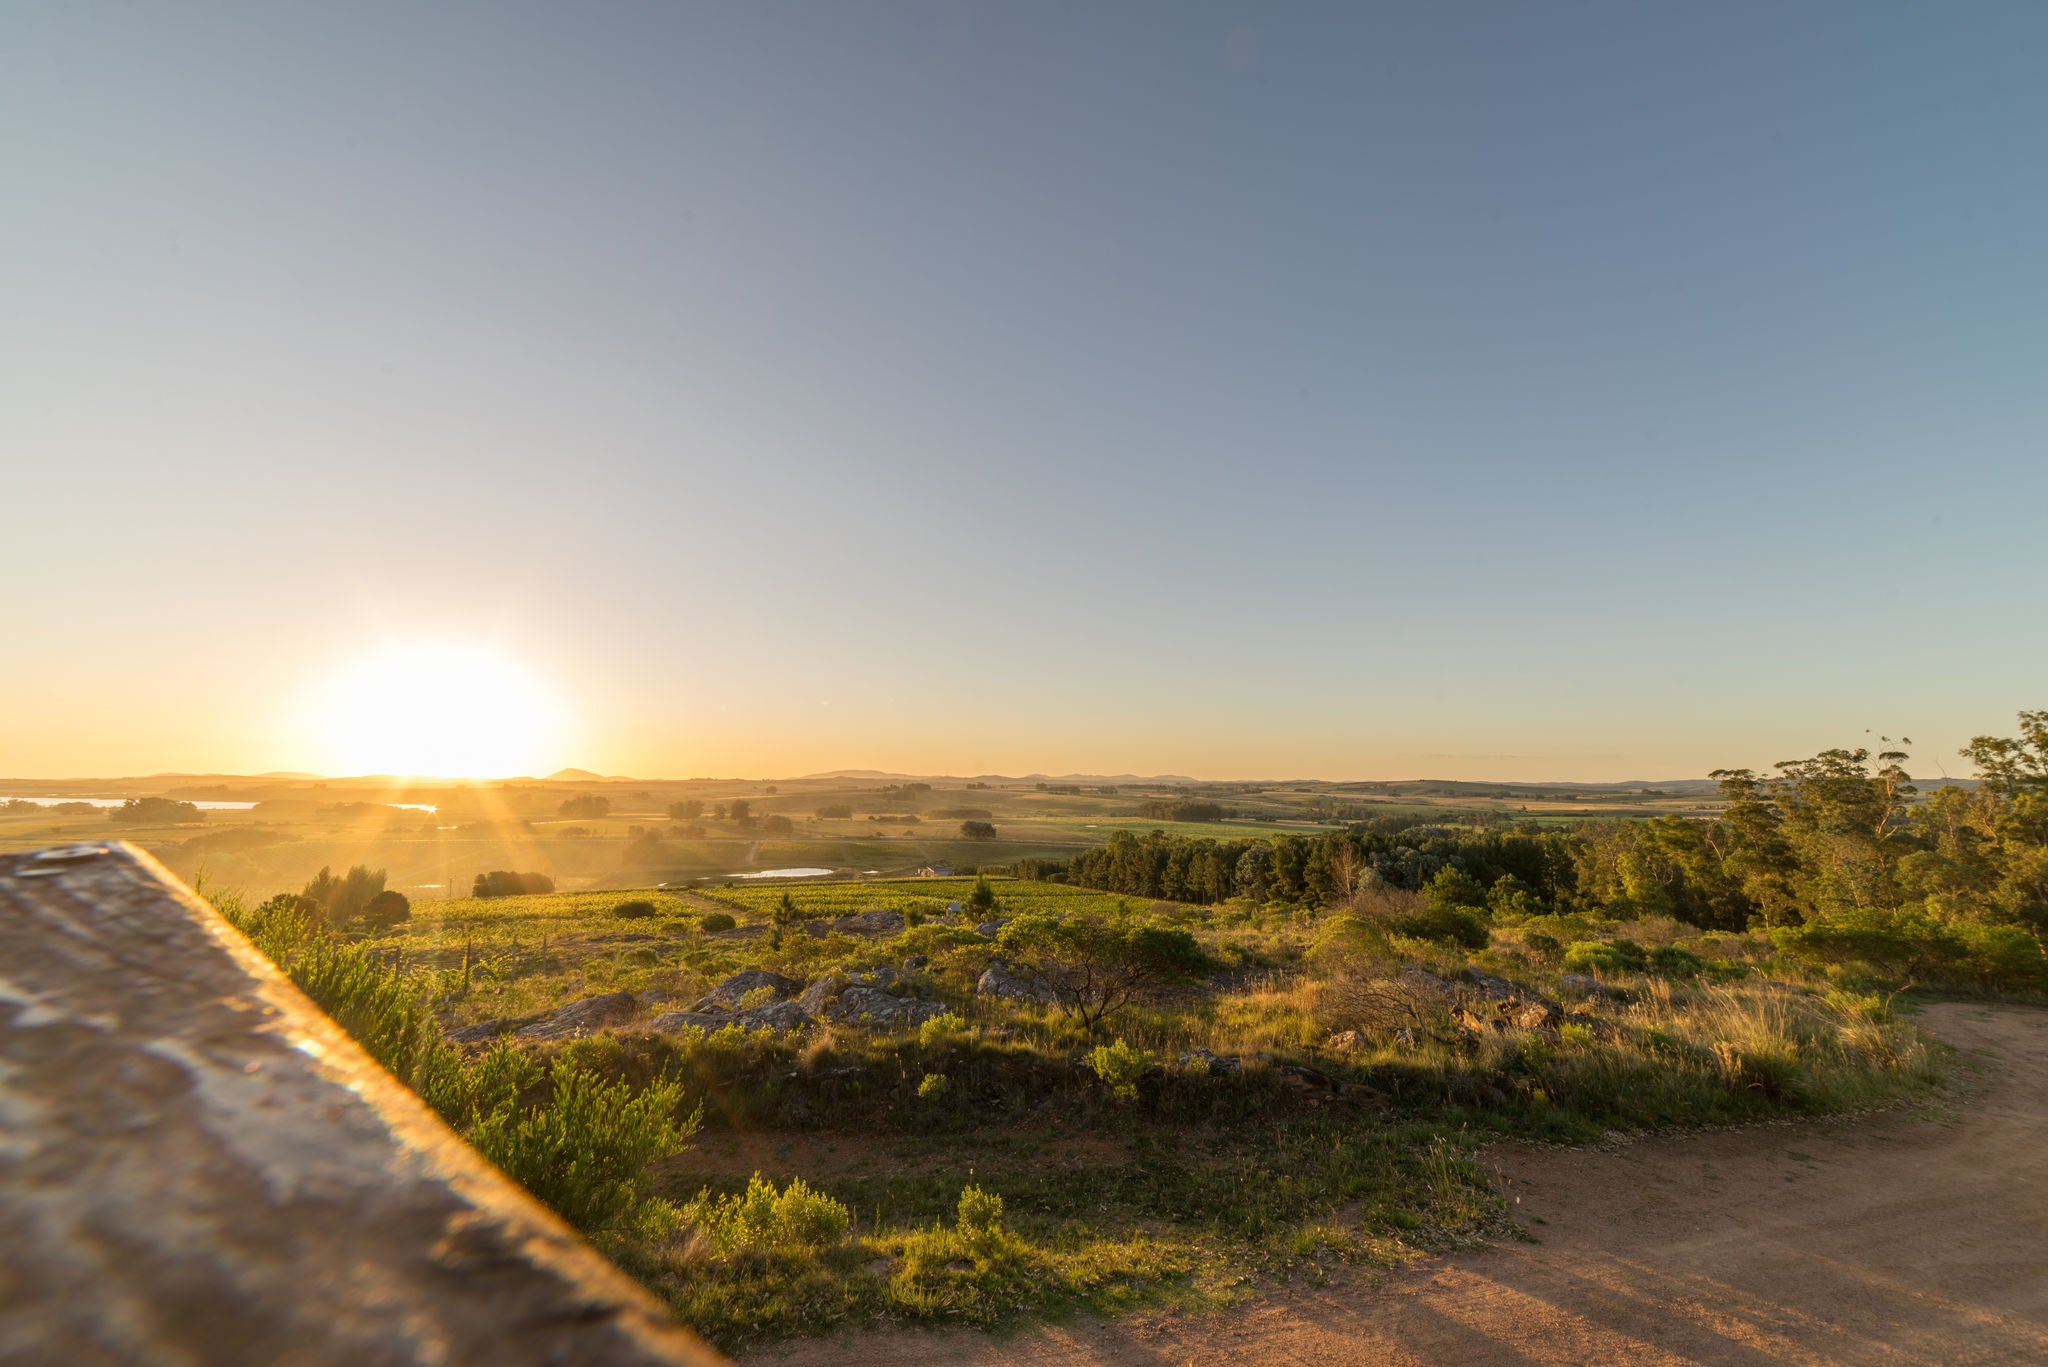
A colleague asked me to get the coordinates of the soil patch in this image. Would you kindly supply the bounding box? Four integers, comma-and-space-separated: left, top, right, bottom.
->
745, 1002, 2048, 1365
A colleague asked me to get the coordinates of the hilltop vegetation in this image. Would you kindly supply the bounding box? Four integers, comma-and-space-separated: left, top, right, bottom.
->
163, 713, 2048, 1347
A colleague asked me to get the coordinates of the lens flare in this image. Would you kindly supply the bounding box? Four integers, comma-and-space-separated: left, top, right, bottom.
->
311, 642, 566, 778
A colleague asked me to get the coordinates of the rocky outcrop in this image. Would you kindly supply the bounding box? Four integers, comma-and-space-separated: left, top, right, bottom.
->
976, 959, 1053, 1003
690, 969, 801, 1014
1177, 1047, 1242, 1074
816, 985, 948, 1030
974, 919, 1010, 939
831, 909, 905, 935
1558, 972, 1626, 1003
515, 991, 639, 1042
648, 999, 810, 1035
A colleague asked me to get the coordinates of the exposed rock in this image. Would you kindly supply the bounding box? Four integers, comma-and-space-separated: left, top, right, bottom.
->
1559, 972, 1625, 1002
901, 954, 930, 973
691, 969, 801, 1014
1506, 997, 1562, 1029
1325, 1029, 1366, 1053
446, 1017, 532, 1045
1273, 1062, 1341, 1092
974, 919, 1010, 939
817, 985, 948, 1030
832, 909, 905, 935
796, 973, 847, 1018
976, 960, 1053, 1003
1177, 1047, 1242, 1074
648, 999, 810, 1035
515, 991, 638, 1042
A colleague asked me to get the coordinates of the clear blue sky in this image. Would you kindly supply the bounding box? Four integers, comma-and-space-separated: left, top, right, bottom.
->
3, 3, 2043, 780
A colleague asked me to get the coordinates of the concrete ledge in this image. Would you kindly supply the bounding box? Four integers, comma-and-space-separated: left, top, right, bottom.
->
0, 842, 722, 1367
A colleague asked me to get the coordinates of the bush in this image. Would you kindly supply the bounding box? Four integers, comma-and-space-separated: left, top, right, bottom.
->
684, 1173, 851, 1258
462, 1056, 693, 1232
918, 1013, 967, 1048
956, 1184, 1004, 1246
1387, 905, 1490, 949
918, 1072, 950, 1100
613, 899, 658, 919
1564, 939, 1647, 975
814, 804, 853, 819
699, 911, 738, 932
361, 889, 411, 929
1649, 945, 1706, 978
960, 820, 998, 840
473, 870, 555, 898
1088, 1038, 1148, 1101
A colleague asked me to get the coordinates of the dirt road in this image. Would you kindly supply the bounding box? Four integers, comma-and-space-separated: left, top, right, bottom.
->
749, 1003, 2048, 1366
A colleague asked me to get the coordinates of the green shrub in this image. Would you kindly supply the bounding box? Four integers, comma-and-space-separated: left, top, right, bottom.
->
1523, 931, 1562, 959
684, 1173, 851, 1258
918, 1013, 967, 1048
700, 911, 738, 932
613, 899, 658, 919
1388, 905, 1490, 949
955, 1184, 1004, 1247
465, 1060, 695, 1232
1649, 945, 1706, 978
918, 1072, 950, 1100
1563, 939, 1647, 974
1088, 1038, 1148, 1101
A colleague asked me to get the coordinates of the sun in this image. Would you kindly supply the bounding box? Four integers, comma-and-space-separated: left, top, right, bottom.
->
311, 642, 567, 778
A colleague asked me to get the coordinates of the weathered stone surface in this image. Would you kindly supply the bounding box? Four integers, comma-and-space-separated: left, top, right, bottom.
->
690, 969, 801, 1014
832, 909, 905, 935
976, 960, 1053, 1003
974, 918, 1010, 939
649, 999, 809, 1035
1178, 1047, 1242, 1074
1559, 972, 1625, 1002
902, 954, 930, 972
0, 842, 718, 1367
1325, 1029, 1366, 1052
817, 985, 947, 1030
516, 990, 639, 1042
446, 1017, 538, 1044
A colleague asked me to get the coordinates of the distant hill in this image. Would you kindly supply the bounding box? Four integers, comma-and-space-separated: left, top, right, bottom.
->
544, 767, 611, 782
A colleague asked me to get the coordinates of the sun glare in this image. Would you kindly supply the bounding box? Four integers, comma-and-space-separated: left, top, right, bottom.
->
312, 643, 566, 778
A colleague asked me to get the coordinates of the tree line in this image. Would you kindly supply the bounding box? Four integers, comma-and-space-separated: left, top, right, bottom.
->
1024, 713, 2048, 990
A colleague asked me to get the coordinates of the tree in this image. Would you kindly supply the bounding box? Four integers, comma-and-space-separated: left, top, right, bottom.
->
773, 891, 802, 926
728, 799, 752, 822
362, 890, 411, 929
473, 870, 555, 898
302, 864, 388, 926
668, 799, 704, 821
109, 797, 202, 825
960, 820, 997, 840
995, 914, 1210, 1029
967, 875, 998, 912
559, 795, 611, 819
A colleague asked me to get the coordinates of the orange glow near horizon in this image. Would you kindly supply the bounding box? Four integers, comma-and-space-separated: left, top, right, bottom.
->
307, 642, 568, 780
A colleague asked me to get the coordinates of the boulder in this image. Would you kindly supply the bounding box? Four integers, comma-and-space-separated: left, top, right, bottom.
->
974, 918, 1010, 939
515, 991, 638, 1043
976, 960, 1053, 1003
832, 909, 905, 935
1177, 1047, 1242, 1074
1325, 1029, 1366, 1053
1558, 972, 1625, 1003
648, 998, 810, 1035
902, 954, 930, 973
817, 985, 948, 1030
1505, 997, 1562, 1030
446, 1018, 528, 1045
691, 968, 801, 1014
